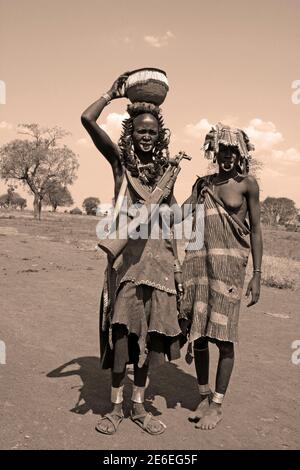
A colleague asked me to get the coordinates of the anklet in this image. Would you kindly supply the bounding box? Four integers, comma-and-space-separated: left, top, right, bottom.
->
212, 391, 224, 405
111, 385, 124, 404
198, 384, 211, 395
131, 385, 145, 404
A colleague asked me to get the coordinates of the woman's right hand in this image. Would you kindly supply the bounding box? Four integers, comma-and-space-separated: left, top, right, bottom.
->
107, 72, 130, 100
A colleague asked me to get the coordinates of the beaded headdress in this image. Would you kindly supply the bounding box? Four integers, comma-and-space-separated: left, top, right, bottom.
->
203, 122, 255, 173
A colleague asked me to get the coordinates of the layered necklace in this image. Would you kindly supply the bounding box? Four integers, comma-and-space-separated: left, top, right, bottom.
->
135, 156, 165, 188
211, 170, 239, 186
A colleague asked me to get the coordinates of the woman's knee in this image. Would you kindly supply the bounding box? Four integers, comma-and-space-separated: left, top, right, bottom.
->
216, 340, 234, 358
194, 337, 209, 350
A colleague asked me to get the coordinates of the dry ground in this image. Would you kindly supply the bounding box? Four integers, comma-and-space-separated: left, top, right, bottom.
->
0, 211, 299, 450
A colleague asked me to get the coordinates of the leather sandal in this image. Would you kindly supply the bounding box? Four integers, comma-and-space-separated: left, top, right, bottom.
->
131, 411, 166, 435
95, 411, 124, 435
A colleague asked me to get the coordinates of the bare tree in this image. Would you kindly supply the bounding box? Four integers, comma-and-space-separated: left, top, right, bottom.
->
0, 124, 79, 220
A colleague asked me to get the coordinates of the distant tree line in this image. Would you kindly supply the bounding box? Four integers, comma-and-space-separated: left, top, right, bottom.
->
69, 198, 101, 216
2, 123, 298, 227
0, 184, 102, 217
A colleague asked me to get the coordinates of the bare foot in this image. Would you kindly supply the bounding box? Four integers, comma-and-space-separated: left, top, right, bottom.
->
188, 393, 212, 422
195, 402, 222, 430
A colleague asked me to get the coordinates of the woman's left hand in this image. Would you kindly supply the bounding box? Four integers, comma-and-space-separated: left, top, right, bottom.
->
246, 274, 261, 307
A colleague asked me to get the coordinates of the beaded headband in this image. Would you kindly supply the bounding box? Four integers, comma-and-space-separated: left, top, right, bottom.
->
203, 122, 254, 160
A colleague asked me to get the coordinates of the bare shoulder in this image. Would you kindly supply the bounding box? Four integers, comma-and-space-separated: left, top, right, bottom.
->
245, 174, 259, 190
239, 175, 260, 200
237, 174, 259, 192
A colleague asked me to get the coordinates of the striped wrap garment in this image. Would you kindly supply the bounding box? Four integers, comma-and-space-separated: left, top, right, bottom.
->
180, 177, 250, 343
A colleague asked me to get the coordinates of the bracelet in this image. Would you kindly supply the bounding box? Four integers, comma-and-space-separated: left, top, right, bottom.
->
253, 269, 262, 273
101, 92, 112, 105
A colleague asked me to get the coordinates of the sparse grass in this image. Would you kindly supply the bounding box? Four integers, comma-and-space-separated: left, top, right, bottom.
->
261, 225, 300, 262
247, 255, 300, 290
0, 209, 102, 252
1, 209, 300, 289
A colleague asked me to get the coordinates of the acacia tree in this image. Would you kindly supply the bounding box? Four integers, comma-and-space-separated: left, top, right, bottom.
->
16, 196, 27, 210
261, 197, 298, 226
82, 197, 100, 215
0, 194, 9, 208
43, 182, 73, 212
0, 185, 27, 210
0, 124, 79, 220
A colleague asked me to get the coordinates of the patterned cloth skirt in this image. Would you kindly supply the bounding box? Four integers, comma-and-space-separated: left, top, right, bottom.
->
101, 281, 183, 373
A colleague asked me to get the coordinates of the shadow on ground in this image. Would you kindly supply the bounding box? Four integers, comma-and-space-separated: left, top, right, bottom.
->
47, 357, 198, 418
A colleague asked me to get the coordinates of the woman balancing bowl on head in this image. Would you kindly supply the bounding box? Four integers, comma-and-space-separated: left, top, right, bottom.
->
81, 69, 185, 435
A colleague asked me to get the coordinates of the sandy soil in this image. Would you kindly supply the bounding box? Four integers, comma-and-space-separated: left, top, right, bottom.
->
0, 213, 299, 450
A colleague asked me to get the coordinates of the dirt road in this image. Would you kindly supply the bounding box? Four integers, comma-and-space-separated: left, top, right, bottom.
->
0, 222, 299, 450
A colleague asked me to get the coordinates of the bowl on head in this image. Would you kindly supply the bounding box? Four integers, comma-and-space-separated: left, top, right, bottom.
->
125, 68, 169, 106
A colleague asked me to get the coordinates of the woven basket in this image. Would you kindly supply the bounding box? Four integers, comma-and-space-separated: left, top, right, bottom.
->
125, 68, 169, 105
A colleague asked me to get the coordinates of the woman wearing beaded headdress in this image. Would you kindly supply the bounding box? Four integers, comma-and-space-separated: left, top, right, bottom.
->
81, 71, 184, 435
180, 123, 263, 430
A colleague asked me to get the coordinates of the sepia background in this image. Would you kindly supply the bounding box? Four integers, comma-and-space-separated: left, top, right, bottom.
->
0, 0, 299, 451
1, 0, 300, 206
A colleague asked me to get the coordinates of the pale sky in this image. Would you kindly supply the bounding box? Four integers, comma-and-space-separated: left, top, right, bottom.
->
1, 0, 300, 208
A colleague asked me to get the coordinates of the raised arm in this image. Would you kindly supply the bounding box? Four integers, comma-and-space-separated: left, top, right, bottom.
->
245, 175, 263, 307
81, 73, 129, 178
